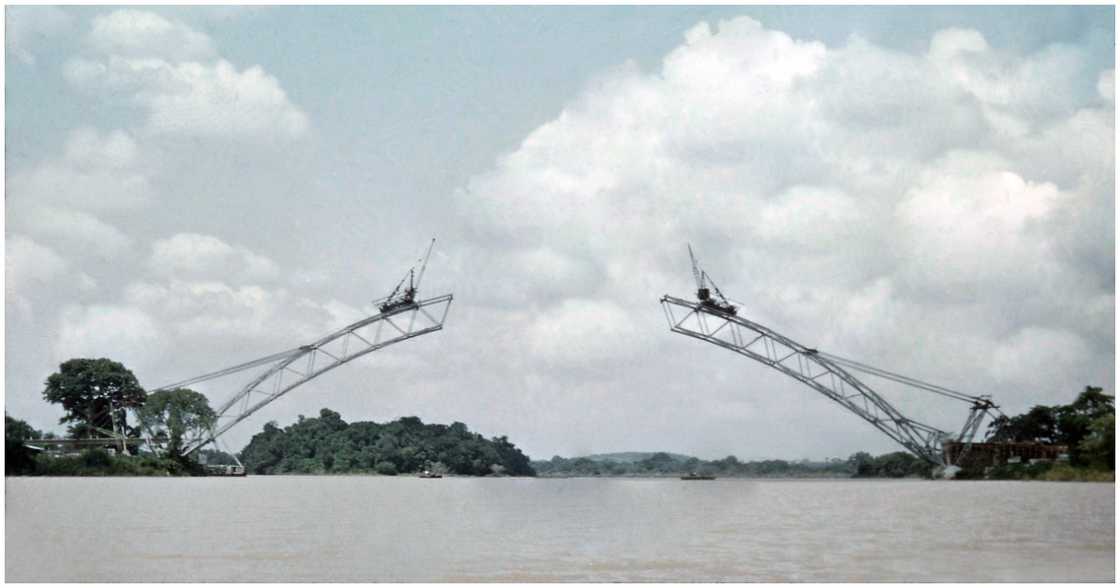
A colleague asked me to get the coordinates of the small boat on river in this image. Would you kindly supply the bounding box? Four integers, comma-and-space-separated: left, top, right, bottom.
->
418, 470, 442, 478
680, 472, 716, 480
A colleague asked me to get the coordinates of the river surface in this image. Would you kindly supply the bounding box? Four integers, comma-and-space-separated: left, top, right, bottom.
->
5, 476, 1114, 582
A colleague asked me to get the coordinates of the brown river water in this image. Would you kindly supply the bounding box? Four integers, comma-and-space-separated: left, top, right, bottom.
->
5, 476, 1114, 582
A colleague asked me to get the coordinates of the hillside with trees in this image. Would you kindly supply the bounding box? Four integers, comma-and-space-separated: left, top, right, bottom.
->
239, 409, 535, 476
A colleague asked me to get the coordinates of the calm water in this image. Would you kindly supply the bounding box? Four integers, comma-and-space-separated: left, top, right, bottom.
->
5, 477, 1114, 582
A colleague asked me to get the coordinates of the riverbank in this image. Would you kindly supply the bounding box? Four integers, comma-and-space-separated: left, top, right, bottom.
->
980, 462, 1115, 482
21, 449, 200, 477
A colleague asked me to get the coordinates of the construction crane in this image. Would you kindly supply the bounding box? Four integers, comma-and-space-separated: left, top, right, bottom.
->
661, 245, 1001, 469
144, 240, 454, 462
375, 238, 435, 314
688, 244, 738, 316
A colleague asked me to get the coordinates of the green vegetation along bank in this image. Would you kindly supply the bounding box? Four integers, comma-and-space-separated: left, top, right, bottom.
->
7, 356, 537, 477
6, 356, 1114, 481
6, 414, 202, 476
240, 409, 535, 476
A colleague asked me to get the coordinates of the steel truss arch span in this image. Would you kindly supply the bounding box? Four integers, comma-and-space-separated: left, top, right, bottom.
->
151, 294, 453, 457
661, 295, 979, 466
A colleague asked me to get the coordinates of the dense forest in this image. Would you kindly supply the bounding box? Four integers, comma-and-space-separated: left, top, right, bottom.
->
239, 409, 535, 476
533, 450, 932, 478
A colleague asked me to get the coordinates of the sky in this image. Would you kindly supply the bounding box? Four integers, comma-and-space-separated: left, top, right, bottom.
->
5, 6, 1115, 461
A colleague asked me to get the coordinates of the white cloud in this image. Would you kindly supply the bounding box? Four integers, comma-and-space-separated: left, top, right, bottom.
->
147, 233, 280, 283
87, 9, 216, 62
64, 10, 309, 141
6, 128, 146, 267
527, 298, 642, 367
449, 15, 1114, 440
929, 28, 1096, 127
16, 206, 133, 259
124, 280, 327, 341
8, 127, 152, 212
54, 304, 167, 369
990, 326, 1097, 399
6, 235, 68, 295
12, 13, 1112, 459
142, 60, 309, 138
895, 157, 1067, 294
1098, 69, 1114, 102
63, 127, 141, 170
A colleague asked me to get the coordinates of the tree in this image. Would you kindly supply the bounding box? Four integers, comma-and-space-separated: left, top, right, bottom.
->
986, 386, 1114, 466
847, 451, 874, 475
1078, 413, 1115, 470
986, 405, 1058, 444
239, 410, 536, 476
43, 358, 146, 438
6, 414, 43, 475
1057, 387, 1114, 464
138, 388, 216, 456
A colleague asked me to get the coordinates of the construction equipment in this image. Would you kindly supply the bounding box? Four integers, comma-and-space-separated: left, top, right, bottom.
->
689, 244, 737, 316
145, 240, 454, 463
661, 245, 1001, 468
376, 239, 435, 313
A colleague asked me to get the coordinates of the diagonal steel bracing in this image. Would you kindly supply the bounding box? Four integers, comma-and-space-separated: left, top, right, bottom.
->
152, 294, 453, 457
661, 295, 954, 465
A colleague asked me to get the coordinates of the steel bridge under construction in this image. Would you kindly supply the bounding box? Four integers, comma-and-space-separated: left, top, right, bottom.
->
78, 241, 1002, 473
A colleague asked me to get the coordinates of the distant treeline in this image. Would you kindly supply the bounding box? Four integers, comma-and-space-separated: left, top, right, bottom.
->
532, 451, 932, 479
240, 409, 536, 476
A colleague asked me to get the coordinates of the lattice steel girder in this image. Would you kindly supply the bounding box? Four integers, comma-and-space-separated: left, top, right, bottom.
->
661, 295, 949, 465
179, 294, 453, 456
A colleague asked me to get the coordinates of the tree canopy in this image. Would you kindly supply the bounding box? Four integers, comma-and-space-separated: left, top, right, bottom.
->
5, 414, 43, 475
42, 358, 146, 438
239, 409, 536, 476
986, 386, 1114, 468
138, 388, 216, 456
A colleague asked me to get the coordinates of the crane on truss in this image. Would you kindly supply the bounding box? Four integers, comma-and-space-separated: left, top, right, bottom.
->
142, 239, 453, 463
661, 245, 1001, 468
689, 244, 738, 316
376, 239, 435, 313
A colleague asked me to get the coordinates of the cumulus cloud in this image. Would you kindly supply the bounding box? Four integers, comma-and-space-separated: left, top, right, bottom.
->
451, 15, 1114, 438
86, 9, 216, 62
6, 127, 146, 268
54, 304, 167, 369
147, 233, 280, 283
9, 127, 151, 212
10, 13, 1112, 458
16, 207, 133, 259
7, 235, 70, 317
527, 299, 642, 367
122, 280, 335, 344
1098, 69, 1114, 102
64, 10, 309, 141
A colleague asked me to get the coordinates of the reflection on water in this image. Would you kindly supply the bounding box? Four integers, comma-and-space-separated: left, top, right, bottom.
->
5, 477, 1114, 582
